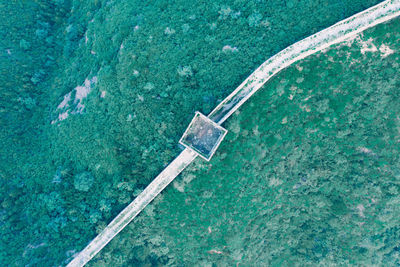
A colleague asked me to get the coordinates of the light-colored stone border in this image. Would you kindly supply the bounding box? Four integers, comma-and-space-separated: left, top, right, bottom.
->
179, 112, 228, 161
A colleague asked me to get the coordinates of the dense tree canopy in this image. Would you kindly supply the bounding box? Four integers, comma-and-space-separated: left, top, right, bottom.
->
1, 0, 395, 266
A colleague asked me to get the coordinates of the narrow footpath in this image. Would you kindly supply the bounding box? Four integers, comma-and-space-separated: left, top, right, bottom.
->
67, 1, 400, 266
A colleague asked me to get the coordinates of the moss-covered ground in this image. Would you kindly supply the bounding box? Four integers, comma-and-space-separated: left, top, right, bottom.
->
0, 0, 396, 266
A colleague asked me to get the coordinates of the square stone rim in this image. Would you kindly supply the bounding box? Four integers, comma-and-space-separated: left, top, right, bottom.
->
179, 111, 228, 161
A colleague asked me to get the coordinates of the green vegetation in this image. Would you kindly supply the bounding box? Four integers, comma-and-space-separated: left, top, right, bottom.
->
0, 0, 395, 266
90, 18, 400, 266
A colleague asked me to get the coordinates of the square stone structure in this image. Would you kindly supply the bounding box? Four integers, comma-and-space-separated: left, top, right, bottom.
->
179, 112, 228, 161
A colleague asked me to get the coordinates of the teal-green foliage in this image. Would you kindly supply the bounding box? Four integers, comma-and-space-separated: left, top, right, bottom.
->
74, 171, 95, 192
0, 0, 387, 265
90, 18, 400, 266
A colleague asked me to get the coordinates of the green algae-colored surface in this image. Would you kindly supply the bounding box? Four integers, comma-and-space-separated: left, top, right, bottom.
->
89, 18, 400, 266
1, 0, 398, 266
